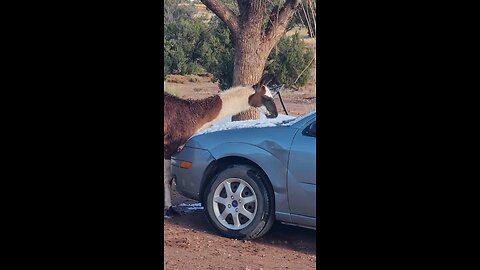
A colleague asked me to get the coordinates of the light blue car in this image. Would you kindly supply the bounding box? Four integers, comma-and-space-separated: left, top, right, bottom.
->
171, 112, 316, 239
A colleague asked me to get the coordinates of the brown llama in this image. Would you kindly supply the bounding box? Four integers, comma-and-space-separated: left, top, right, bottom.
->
164, 75, 278, 216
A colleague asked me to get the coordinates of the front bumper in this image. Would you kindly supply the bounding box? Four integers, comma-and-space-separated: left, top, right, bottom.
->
171, 146, 215, 201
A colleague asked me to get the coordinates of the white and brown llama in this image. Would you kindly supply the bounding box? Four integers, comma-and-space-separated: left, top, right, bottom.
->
164, 75, 278, 216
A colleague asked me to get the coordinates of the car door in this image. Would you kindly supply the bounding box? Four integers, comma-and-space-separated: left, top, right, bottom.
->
287, 119, 316, 226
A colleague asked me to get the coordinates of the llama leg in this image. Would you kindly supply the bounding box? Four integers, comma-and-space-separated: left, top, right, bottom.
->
164, 159, 179, 217
164, 159, 173, 210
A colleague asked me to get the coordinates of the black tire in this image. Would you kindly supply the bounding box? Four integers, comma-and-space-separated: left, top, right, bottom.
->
203, 164, 275, 239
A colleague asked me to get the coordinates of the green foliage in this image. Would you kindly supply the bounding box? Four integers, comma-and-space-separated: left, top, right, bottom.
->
164, 17, 207, 75
164, 63, 168, 81
222, 0, 239, 14
266, 33, 314, 88
163, 0, 205, 78
163, 1, 314, 89
196, 18, 235, 90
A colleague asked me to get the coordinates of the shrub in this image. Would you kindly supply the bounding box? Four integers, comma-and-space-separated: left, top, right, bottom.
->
164, 14, 208, 75
197, 20, 313, 90
166, 74, 188, 84
266, 32, 314, 88
189, 75, 200, 83
196, 18, 235, 90
164, 85, 181, 97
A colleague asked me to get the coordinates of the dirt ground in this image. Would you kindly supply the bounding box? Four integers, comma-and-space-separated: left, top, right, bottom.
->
164, 186, 317, 270
164, 76, 317, 270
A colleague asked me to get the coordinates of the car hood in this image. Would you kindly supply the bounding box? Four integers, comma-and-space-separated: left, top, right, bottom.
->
186, 124, 299, 152
185, 112, 315, 152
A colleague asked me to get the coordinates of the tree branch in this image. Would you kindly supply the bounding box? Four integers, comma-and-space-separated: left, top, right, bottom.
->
263, 0, 301, 44
200, 0, 240, 35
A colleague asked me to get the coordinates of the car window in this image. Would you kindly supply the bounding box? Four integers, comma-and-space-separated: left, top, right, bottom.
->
302, 121, 316, 137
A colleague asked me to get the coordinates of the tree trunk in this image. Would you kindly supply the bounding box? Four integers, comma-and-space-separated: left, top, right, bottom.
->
231, 33, 277, 120
199, 0, 302, 121
231, 1, 269, 121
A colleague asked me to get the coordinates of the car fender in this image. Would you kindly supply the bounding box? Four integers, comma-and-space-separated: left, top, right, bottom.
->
209, 142, 291, 215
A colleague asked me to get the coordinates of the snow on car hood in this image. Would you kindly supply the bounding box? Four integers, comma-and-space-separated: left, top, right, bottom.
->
192, 113, 296, 137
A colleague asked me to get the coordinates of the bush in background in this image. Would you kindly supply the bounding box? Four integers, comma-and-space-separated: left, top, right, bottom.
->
196, 18, 235, 90
164, 17, 207, 75
266, 32, 314, 89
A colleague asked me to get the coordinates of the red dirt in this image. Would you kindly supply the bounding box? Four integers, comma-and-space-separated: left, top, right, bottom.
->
164, 185, 317, 270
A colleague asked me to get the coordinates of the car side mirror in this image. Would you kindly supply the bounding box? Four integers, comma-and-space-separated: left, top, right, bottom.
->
303, 122, 316, 137
309, 122, 316, 136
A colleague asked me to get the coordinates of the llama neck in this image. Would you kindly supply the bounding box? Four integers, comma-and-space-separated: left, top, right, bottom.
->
195, 87, 255, 132
216, 86, 254, 120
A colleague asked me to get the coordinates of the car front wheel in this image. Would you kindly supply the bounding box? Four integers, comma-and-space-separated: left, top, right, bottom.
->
204, 164, 275, 239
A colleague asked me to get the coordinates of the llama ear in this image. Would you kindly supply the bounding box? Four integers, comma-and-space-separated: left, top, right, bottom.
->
253, 73, 275, 92
260, 73, 275, 86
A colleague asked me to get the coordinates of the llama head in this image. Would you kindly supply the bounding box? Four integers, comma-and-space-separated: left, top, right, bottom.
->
248, 74, 278, 118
